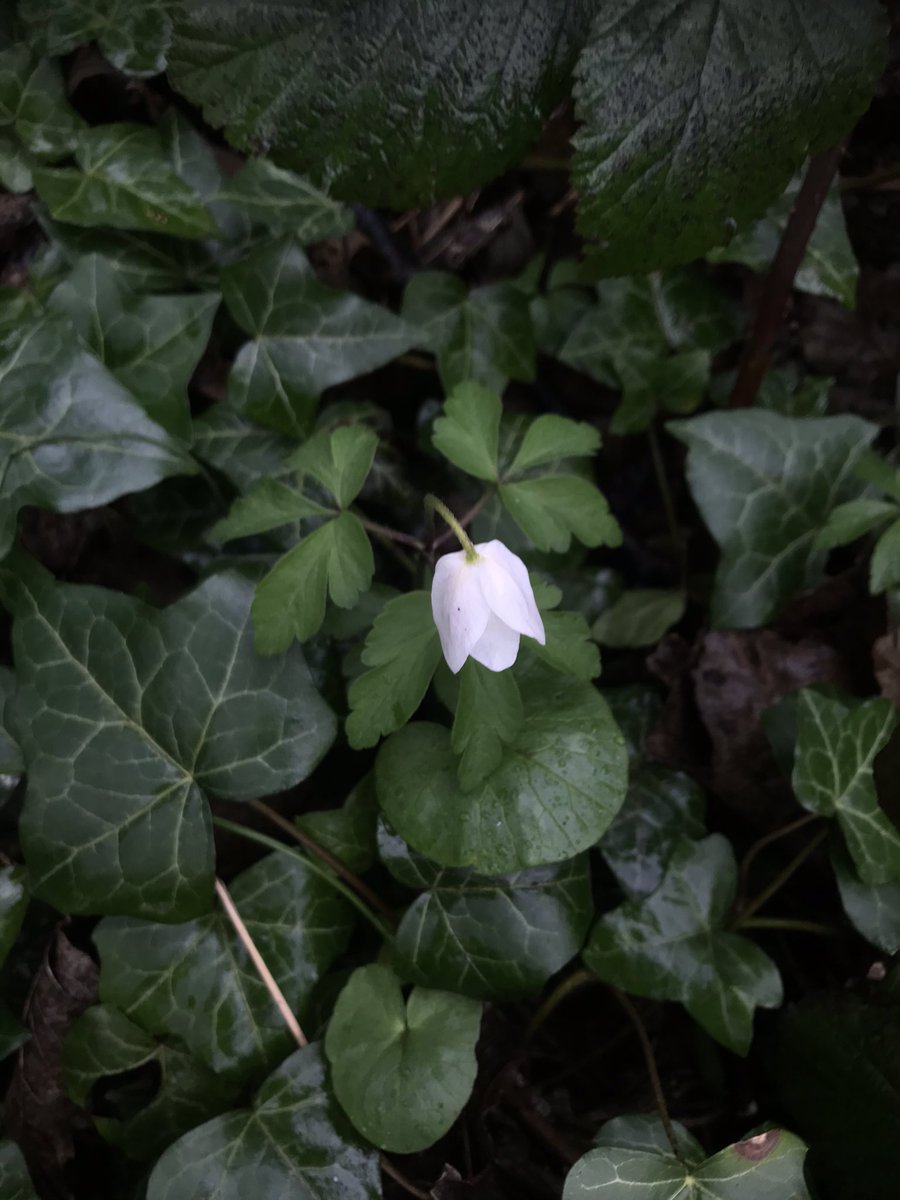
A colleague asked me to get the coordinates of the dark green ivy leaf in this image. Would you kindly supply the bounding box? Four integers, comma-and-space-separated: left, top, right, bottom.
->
216, 157, 353, 242
20, 0, 173, 77
0, 1141, 38, 1200
0, 666, 22, 778
831, 835, 900, 956
0, 44, 84, 160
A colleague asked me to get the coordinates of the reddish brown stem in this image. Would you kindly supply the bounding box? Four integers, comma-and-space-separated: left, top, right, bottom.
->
729, 142, 847, 409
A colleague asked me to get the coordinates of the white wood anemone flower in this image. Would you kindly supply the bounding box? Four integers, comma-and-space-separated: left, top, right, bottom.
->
431, 538, 545, 673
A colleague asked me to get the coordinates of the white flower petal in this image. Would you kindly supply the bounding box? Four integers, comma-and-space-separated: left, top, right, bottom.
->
475, 540, 545, 644
431, 552, 490, 674
469, 611, 521, 672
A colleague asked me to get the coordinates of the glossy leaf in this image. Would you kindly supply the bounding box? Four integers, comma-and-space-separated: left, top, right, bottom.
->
792, 689, 900, 885
62, 1005, 238, 1160
191, 407, 295, 493
451, 661, 523, 790
221, 238, 415, 436
432, 382, 501, 482
536, 609, 602, 681
20, 0, 173, 76
0, 1141, 38, 1200
325, 964, 481, 1153
871, 518, 900, 593
4, 563, 336, 919
0, 45, 83, 159
670, 411, 877, 628
168, 2, 590, 207
573, 0, 885, 274
147, 1044, 380, 1200
831, 836, 900, 955
48, 254, 219, 438
403, 272, 536, 393
815, 498, 898, 550
592, 590, 685, 649
217, 157, 353, 242
211, 477, 328, 543
289, 425, 379, 511
0, 666, 22, 777
296, 777, 378, 875
95, 852, 353, 1085
584, 835, 782, 1054
346, 591, 442, 750
0, 865, 27, 968
499, 475, 622, 553
381, 827, 593, 999
33, 125, 219, 239
376, 667, 629, 875
0, 322, 196, 560
510, 415, 602, 474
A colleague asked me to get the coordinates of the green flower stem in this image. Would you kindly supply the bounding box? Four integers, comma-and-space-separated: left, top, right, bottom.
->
425, 494, 478, 561
738, 917, 838, 936
431, 488, 494, 554
213, 816, 395, 942
526, 968, 597, 1041
737, 812, 821, 906
732, 825, 830, 927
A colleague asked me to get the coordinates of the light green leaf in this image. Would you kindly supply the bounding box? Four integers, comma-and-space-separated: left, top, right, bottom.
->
857, 452, 900, 503
815, 498, 899, 550
573, 0, 885, 274
346, 591, 441, 749
47, 254, 219, 438
167, 2, 590, 207
62, 1005, 239, 1160
0, 322, 196, 560
20, 0, 173, 76
191, 407, 295, 493
211, 478, 329, 543
4, 563, 336, 919
592, 590, 685, 649
222, 238, 415, 435
871, 518, 900, 593
509, 415, 602, 474
0, 46, 83, 160
500, 475, 622, 553
451, 660, 523, 790
95, 852, 353, 1085
33, 124, 219, 239
288, 425, 378, 510
403, 272, 536, 393
146, 1044, 380, 1200
584, 835, 782, 1054
296, 777, 378, 875
831, 835, 900, 955
432, 382, 501, 482
216, 157, 353, 241
793, 689, 900, 885
252, 512, 374, 651
670, 410, 877, 628
0, 1140, 38, 1200
534, 609, 601, 681
380, 826, 593, 1000
376, 667, 628, 875
325, 964, 481, 1153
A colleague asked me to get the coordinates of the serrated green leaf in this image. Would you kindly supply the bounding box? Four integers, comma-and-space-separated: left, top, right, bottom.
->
432, 382, 501, 482
146, 1044, 380, 1200
33, 124, 219, 239
211, 478, 329, 543
815, 498, 899, 551
376, 667, 628, 875
451, 660, 523, 790
592, 590, 685, 649
346, 591, 441, 750
871, 518, 900, 593
572, 0, 885, 274
0, 1140, 38, 1200
216, 157, 352, 241
20, 0, 173, 76
191, 407, 295, 493
47, 254, 218, 439
670, 411, 877, 628
4, 564, 336, 919
600, 766, 706, 900
565, 1120, 810, 1199
831, 835, 900, 955
404, 272, 536, 393
857, 452, 900, 503
62, 1005, 239, 1161
792, 689, 900, 885
252, 512, 374, 651
96, 852, 353, 1085
509, 415, 602, 474
222, 238, 415, 436
534, 609, 601, 681
0, 45, 83, 160
381, 826, 592, 1000
584, 835, 782, 1054
500, 475, 622, 553
325, 964, 481, 1153
288, 425, 378, 510
296, 776, 378, 875
168, 2, 590, 208
0, 322, 197, 560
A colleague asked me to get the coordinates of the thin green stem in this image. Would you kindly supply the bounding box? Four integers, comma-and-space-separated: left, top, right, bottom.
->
213, 816, 394, 942
526, 968, 597, 1041
425, 494, 478, 561
431, 489, 494, 554
647, 422, 684, 581
737, 812, 821, 906
732, 826, 829, 926
738, 917, 838, 936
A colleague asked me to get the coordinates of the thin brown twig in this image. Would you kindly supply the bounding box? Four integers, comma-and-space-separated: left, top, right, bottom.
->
355, 513, 426, 552
737, 812, 821, 906
250, 800, 395, 921
729, 141, 847, 409
380, 1156, 430, 1200
215, 877, 307, 1047
607, 986, 683, 1164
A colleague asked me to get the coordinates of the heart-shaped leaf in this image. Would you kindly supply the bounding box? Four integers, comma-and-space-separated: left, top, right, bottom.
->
0, 1140, 38, 1200
831, 835, 900, 955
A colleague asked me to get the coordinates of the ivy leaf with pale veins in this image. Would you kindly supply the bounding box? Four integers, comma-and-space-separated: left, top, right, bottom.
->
0, 45, 84, 160
2, 560, 336, 920
380, 825, 593, 1000
376, 666, 628, 875
222, 237, 415, 436
573, 0, 886, 274
95, 852, 353, 1085
670, 411, 877, 628
48, 254, 219, 439
404, 272, 536, 394
0, 322, 196, 561
793, 689, 900, 885
62, 1005, 239, 1161
325, 964, 481, 1153
346, 591, 442, 750
216, 157, 353, 242
20, 0, 173, 77
168, 2, 592, 207
831, 835, 900, 956
0, 1141, 38, 1200
584, 835, 783, 1054
0, 666, 22, 778
147, 1044, 380, 1200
